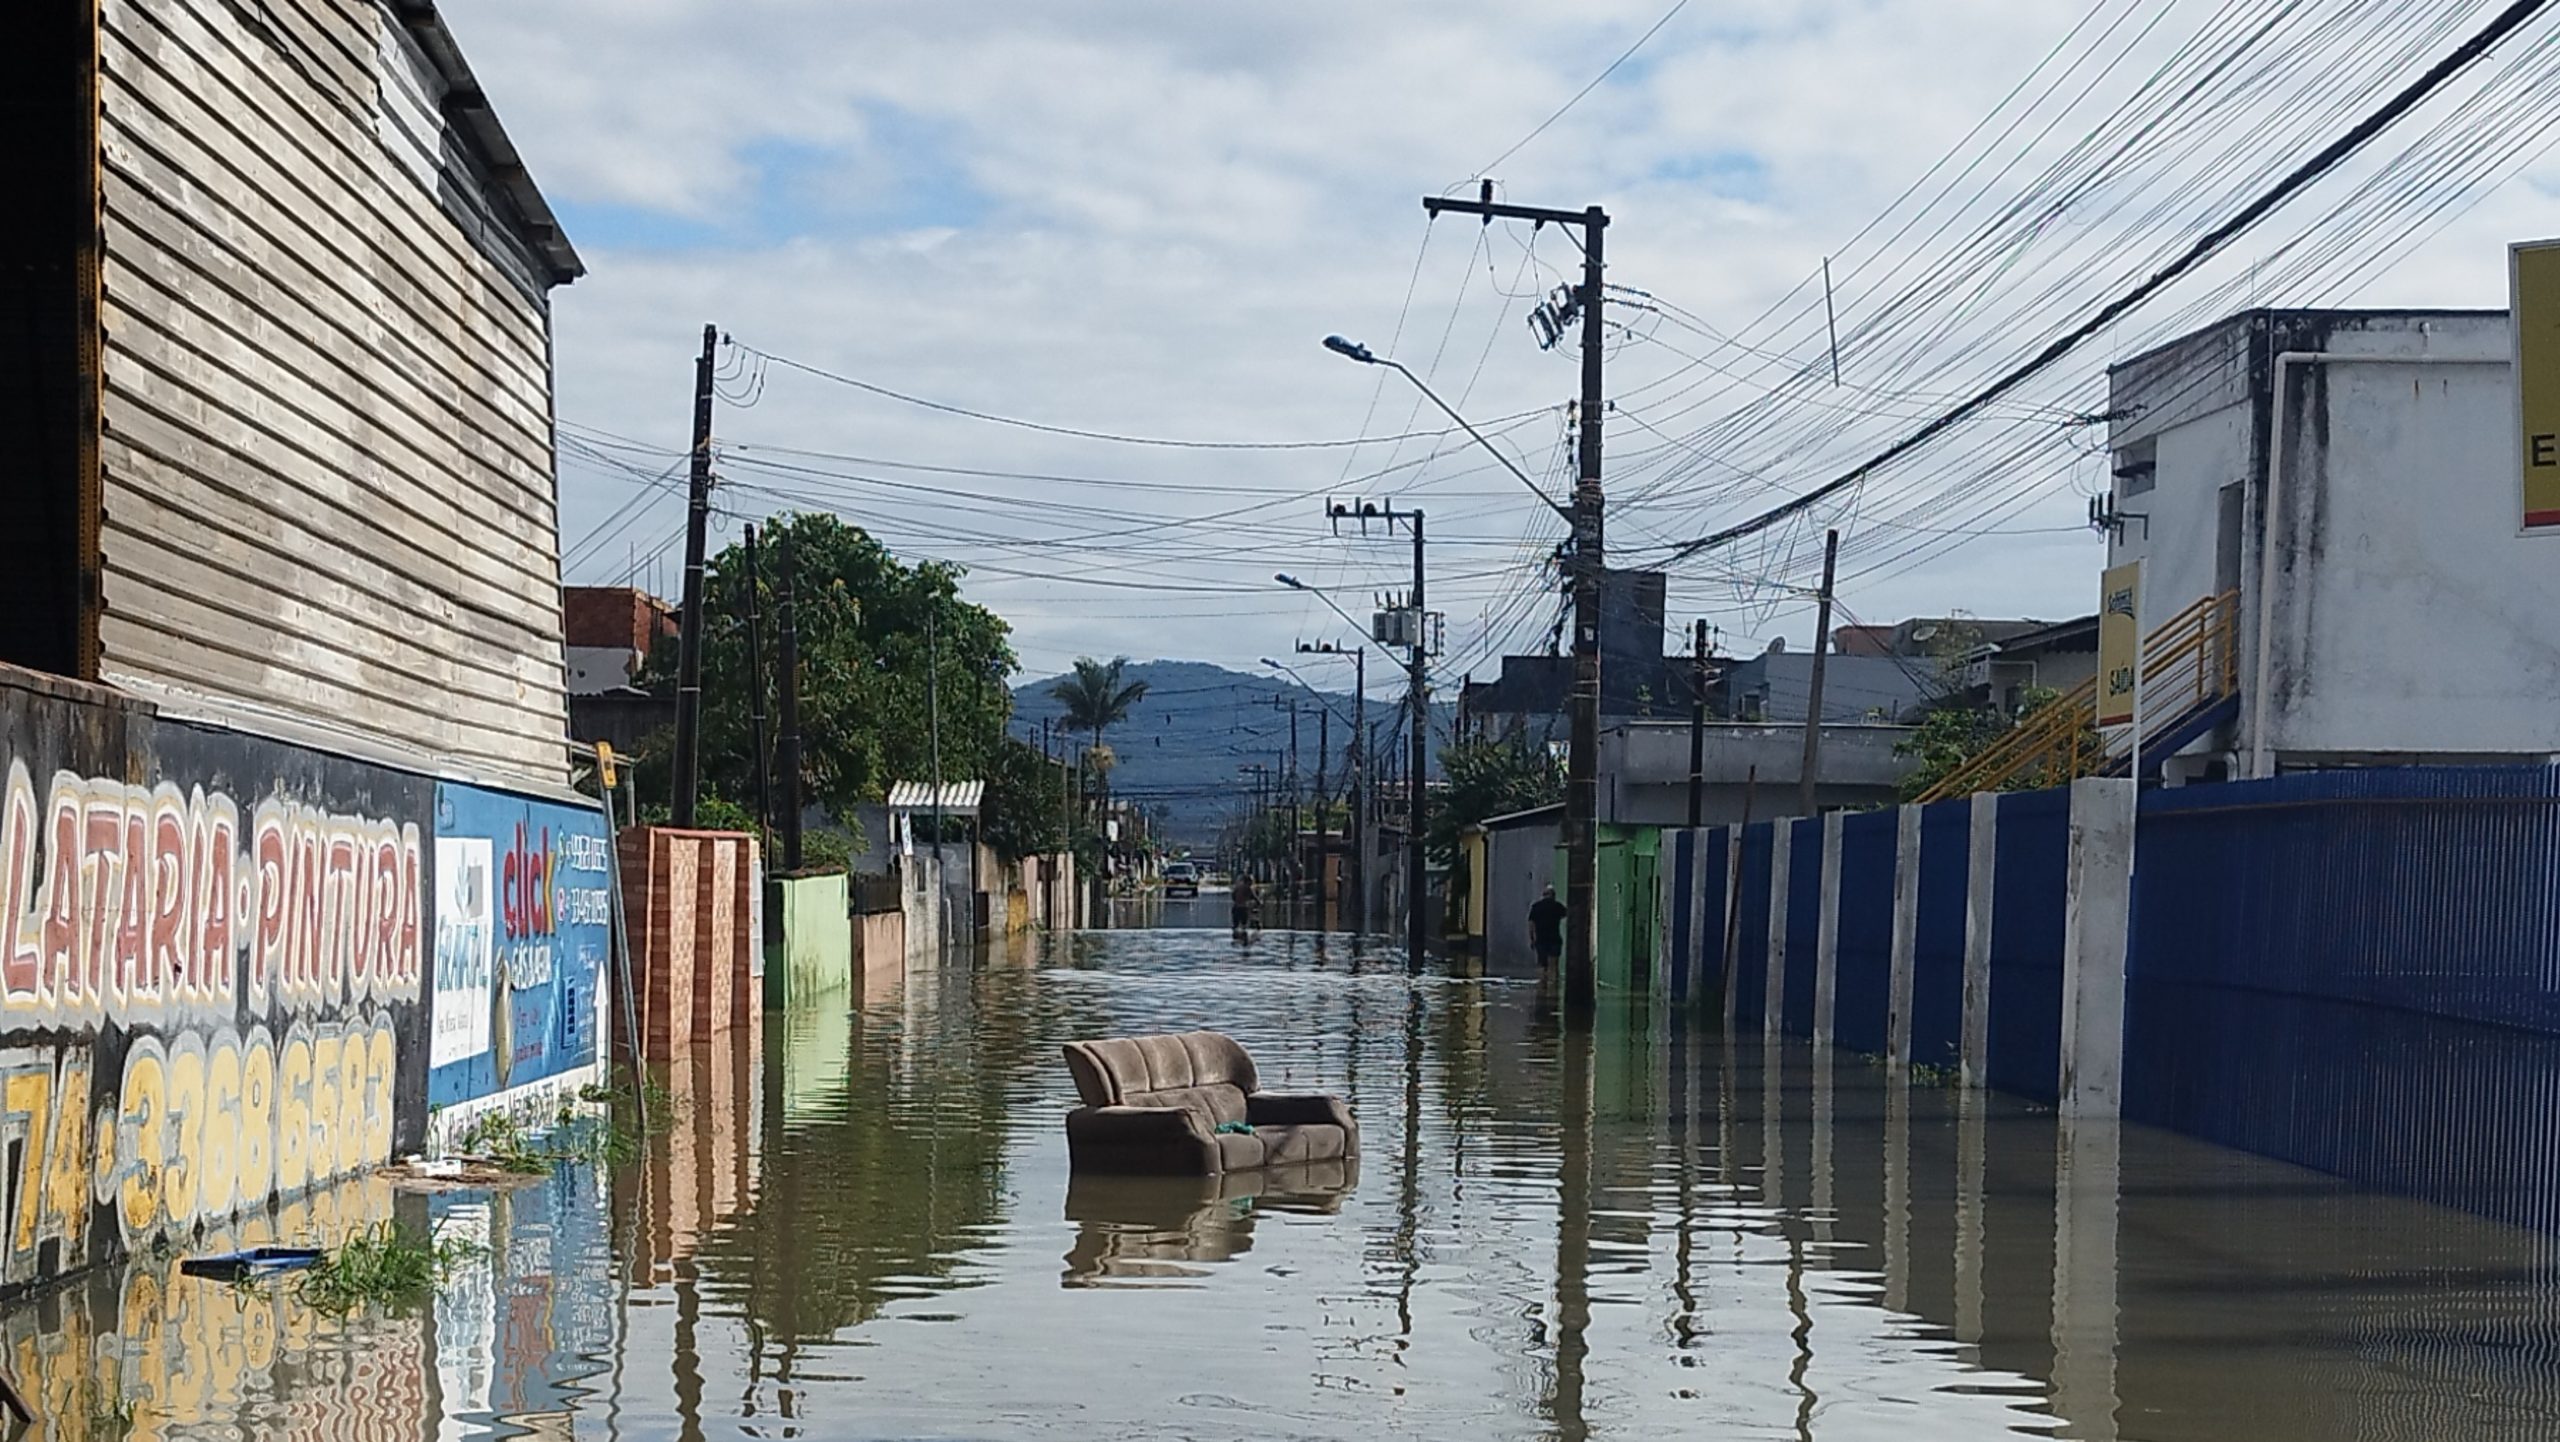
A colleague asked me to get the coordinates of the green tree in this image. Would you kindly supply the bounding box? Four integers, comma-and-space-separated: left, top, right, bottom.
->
1427, 738, 1565, 863
636, 511, 1017, 837
1893, 685, 2092, 801
1048, 657, 1148, 751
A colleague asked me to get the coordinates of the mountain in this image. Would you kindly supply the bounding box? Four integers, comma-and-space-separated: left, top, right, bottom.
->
1009, 659, 1449, 847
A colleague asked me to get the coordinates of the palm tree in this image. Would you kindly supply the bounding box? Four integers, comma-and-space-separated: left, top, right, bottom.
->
1049, 656, 1148, 753
1051, 658, 1148, 883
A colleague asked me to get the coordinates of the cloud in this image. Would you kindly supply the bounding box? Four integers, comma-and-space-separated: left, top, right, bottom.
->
438, 0, 2560, 679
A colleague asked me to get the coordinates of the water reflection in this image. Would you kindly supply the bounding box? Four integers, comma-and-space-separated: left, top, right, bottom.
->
1062, 1165, 1358, 1286
9, 931, 2560, 1438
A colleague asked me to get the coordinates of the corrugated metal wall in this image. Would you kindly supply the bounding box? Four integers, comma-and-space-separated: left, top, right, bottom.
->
1783, 821, 1823, 1036
1912, 798, 1972, 1071
1988, 789, 2068, 1103
95, 0, 572, 780
2127, 766, 2560, 1229
1834, 809, 1897, 1055
1733, 822, 1774, 1029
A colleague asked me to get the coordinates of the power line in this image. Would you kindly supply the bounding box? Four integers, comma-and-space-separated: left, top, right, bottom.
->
1473, 0, 1696, 178
1667, 0, 2554, 560
732, 341, 1551, 452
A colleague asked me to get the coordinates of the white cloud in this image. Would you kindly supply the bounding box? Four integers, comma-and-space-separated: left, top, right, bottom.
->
438, 0, 2560, 680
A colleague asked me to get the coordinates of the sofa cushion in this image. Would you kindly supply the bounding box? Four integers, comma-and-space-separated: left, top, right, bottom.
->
1256, 1123, 1348, 1166
1214, 1130, 1266, 1171
1137, 1083, 1248, 1128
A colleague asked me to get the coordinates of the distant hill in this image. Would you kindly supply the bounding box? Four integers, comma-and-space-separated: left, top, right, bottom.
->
1009, 659, 1450, 847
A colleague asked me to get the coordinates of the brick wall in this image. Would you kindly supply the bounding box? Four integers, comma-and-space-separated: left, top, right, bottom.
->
617, 827, 764, 1062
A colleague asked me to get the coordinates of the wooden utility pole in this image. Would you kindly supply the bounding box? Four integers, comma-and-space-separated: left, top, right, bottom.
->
744, 524, 773, 851
1798, 529, 1841, 818
669, 324, 718, 826
1687, 619, 1710, 828
776, 530, 803, 870
1421, 190, 1608, 1011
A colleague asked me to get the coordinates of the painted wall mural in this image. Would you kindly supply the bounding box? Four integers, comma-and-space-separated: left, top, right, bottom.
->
427, 784, 609, 1111
0, 690, 436, 1291
0, 676, 615, 1296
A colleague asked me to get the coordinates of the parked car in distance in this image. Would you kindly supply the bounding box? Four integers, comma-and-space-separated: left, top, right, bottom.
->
1163, 862, 1200, 898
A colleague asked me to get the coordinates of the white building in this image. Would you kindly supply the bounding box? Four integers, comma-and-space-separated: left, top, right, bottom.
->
2106, 309, 2560, 779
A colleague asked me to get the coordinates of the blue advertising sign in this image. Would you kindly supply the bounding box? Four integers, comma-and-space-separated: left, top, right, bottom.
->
429, 782, 611, 1108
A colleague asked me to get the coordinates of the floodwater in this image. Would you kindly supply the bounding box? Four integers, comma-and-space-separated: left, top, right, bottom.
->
13, 926, 2560, 1440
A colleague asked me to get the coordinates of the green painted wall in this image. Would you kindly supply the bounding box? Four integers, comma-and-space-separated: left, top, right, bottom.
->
1548, 824, 1662, 992
766, 874, 854, 1008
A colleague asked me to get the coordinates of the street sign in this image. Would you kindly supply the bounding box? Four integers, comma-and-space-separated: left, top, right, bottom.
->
2510, 239, 2560, 532
2097, 560, 2141, 729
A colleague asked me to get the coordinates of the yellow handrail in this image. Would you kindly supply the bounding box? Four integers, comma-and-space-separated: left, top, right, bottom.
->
1915, 591, 2238, 803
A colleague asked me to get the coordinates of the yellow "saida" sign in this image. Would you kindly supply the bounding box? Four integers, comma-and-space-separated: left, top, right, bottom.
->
2097, 560, 2140, 729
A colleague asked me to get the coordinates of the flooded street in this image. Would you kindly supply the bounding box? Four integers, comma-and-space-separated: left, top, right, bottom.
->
14, 924, 2560, 1440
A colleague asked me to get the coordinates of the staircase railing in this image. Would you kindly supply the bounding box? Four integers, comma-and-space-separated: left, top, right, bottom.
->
1916, 591, 2239, 803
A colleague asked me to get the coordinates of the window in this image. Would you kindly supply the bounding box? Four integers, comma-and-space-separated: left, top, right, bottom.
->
2112, 436, 2158, 499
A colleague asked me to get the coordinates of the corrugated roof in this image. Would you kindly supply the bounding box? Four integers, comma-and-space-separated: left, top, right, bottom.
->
886, 780, 984, 814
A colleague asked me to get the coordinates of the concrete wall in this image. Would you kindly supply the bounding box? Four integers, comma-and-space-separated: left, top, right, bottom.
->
766, 873, 852, 1008
0, 663, 614, 1294
1481, 817, 1561, 975
899, 853, 944, 966
1601, 722, 1916, 825
856, 912, 906, 983
2110, 311, 2560, 768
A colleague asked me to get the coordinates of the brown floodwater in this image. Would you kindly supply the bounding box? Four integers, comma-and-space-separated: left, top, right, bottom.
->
11, 925, 2560, 1440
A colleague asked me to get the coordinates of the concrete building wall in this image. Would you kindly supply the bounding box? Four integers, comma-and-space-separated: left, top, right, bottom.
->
2108, 310, 2560, 769
1481, 817, 1561, 975
1600, 722, 1917, 824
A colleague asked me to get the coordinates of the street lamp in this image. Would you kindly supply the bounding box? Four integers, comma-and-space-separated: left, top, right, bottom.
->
1321, 338, 1567, 519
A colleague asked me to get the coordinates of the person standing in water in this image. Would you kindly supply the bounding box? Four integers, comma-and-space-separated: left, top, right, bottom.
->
1231, 874, 1259, 935
1528, 885, 1568, 971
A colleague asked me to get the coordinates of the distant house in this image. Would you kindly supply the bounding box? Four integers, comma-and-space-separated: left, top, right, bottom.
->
1959, 615, 2099, 714
1715, 649, 1940, 724
1460, 569, 1705, 739
563, 586, 678, 696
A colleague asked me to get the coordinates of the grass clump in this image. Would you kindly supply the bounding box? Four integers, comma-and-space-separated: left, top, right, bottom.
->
290, 1223, 482, 1317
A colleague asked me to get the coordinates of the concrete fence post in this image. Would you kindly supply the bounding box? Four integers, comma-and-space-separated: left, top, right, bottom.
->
2059, 777, 2135, 1121
1765, 818, 1792, 1036
1814, 811, 1843, 1047
1887, 803, 1921, 1069
1960, 793, 1999, 1090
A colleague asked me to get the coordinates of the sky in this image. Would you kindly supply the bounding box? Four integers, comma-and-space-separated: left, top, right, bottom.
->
437, 0, 2560, 689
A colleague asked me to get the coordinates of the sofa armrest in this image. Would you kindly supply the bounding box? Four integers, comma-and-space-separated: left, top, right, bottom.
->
1065, 1105, 1219, 1174
1248, 1092, 1355, 1133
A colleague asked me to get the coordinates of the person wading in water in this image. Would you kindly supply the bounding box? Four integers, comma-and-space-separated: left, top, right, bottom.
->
1528, 885, 1568, 972
1231, 874, 1259, 936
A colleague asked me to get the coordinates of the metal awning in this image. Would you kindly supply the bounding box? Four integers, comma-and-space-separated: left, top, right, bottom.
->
886, 780, 984, 817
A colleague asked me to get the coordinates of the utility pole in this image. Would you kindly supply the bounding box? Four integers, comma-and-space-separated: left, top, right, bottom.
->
927, 610, 945, 952
1323, 502, 1433, 965
1302, 636, 1368, 927
669, 323, 718, 827
1687, 619, 1711, 829
1798, 529, 1841, 818
1408, 510, 1428, 972
1420, 190, 1608, 1012
744, 524, 774, 851
776, 530, 803, 871
1315, 702, 1330, 910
